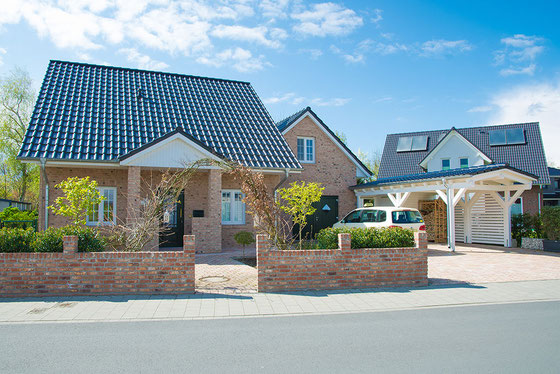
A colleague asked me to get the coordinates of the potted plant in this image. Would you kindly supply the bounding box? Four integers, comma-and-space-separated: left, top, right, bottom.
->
234, 231, 255, 260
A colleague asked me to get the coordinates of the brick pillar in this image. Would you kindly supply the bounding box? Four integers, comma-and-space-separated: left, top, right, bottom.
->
63, 235, 78, 253
256, 234, 270, 252
415, 231, 428, 250
192, 169, 222, 253
126, 166, 141, 226
256, 234, 270, 293
182, 235, 196, 293
338, 233, 351, 250
183, 235, 195, 252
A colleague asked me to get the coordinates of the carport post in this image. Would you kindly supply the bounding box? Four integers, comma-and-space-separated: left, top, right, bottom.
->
447, 187, 456, 252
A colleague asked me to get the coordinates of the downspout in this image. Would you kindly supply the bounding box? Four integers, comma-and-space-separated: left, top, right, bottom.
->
40, 158, 48, 230
274, 168, 291, 193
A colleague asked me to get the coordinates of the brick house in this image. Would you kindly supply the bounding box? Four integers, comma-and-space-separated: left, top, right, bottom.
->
18, 61, 371, 252
352, 124, 550, 249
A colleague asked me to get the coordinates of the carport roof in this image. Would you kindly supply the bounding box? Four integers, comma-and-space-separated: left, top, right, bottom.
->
351, 163, 537, 190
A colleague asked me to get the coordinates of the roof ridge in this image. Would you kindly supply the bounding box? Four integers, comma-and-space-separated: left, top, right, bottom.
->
49, 60, 251, 85
386, 122, 540, 137
276, 106, 309, 125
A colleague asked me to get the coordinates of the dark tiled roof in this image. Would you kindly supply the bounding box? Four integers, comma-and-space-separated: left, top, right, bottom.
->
18, 60, 301, 169
276, 107, 373, 177
352, 163, 537, 189
548, 167, 560, 176
378, 123, 550, 184
276, 107, 309, 132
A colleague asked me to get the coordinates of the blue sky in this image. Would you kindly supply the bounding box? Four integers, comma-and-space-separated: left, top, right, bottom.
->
1, 0, 559, 164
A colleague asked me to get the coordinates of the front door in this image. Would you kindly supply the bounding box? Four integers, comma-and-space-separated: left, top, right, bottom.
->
159, 191, 184, 248
296, 195, 339, 240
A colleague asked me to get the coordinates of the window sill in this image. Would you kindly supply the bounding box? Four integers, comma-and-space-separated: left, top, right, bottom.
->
86, 222, 115, 227
221, 221, 246, 226
299, 160, 316, 164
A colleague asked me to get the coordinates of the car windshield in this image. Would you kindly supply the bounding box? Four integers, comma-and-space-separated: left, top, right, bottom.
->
391, 210, 423, 224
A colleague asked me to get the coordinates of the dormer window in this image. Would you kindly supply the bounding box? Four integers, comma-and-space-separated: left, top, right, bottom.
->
397, 135, 428, 152
297, 137, 315, 163
489, 128, 525, 146
442, 159, 450, 171
460, 158, 469, 168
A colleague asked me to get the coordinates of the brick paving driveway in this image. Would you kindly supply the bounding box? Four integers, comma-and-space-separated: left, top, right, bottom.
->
195, 248, 257, 293
428, 243, 560, 284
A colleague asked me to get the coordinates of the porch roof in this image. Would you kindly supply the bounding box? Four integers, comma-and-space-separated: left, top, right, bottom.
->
351, 163, 537, 191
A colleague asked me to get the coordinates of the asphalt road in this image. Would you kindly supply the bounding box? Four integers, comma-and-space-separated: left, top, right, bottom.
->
1, 301, 559, 373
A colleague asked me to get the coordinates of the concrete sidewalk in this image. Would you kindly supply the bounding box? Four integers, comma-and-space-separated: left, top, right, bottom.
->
1, 279, 559, 324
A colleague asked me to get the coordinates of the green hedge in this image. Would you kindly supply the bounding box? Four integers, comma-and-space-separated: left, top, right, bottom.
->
542, 206, 560, 241
0, 228, 36, 253
316, 227, 416, 249
0, 226, 106, 253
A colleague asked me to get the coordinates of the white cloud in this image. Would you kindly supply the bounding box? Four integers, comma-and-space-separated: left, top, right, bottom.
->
494, 34, 544, 76
370, 8, 382, 24
311, 97, 350, 106
298, 48, 323, 60
374, 96, 392, 103
488, 81, 560, 165
263, 92, 303, 105
292, 2, 363, 37
0, 47, 6, 66
197, 47, 268, 72
259, 0, 291, 20
118, 48, 169, 70
420, 39, 472, 56
211, 25, 285, 49
264, 93, 350, 107
467, 105, 493, 113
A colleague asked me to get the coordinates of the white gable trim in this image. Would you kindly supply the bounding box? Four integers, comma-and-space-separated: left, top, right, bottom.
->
281, 111, 372, 178
419, 129, 492, 169
120, 133, 223, 168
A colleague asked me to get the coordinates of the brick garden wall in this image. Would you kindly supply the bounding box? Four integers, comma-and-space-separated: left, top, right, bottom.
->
257, 232, 428, 292
0, 236, 196, 298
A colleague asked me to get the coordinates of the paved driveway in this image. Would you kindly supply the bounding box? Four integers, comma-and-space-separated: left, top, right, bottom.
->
428, 243, 560, 284
195, 248, 257, 293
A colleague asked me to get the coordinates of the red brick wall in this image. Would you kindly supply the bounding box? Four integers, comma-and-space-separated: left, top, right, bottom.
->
281, 115, 359, 218
0, 236, 195, 297
39, 166, 128, 230
257, 232, 428, 292
521, 185, 542, 215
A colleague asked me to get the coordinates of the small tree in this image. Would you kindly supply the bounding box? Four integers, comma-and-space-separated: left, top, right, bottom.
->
49, 177, 104, 226
234, 231, 255, 259
278, 181, 324, 249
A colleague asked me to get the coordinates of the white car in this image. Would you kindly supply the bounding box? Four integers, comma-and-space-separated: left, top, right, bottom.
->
333, 207, 426, 231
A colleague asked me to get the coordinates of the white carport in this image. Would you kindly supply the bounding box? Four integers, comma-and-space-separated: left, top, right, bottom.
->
353, 165, 537, 250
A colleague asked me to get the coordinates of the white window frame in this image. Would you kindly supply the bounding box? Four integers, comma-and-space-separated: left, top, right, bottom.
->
297, 136, 315, 163
460, 157, 469, 169
221, 189, 246, 225
441, 158, 451, 171
86, 187, 117, 226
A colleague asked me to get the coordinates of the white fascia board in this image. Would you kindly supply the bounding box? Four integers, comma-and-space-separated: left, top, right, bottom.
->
419, 129, 492, 169
281, 112, 372, 178
22, 159, 121, 168
119, 132, 223, 166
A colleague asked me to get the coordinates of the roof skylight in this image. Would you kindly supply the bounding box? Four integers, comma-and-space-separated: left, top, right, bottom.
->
489, 128, 525, 146
397, 135, 428, 152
